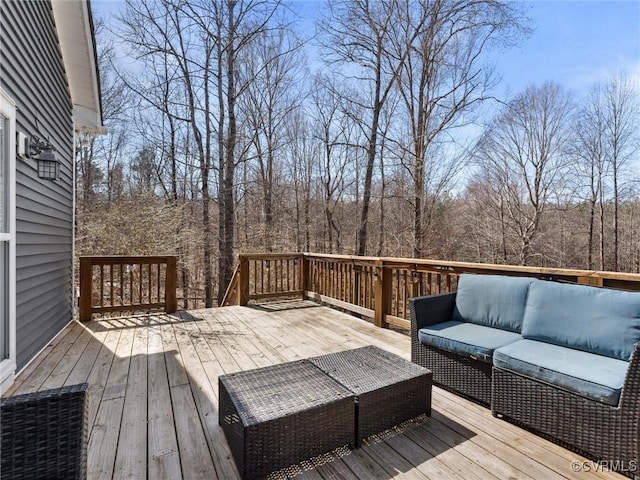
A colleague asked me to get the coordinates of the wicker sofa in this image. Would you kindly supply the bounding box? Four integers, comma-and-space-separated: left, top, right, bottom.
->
409, 274, 640, 476
1, 383, 89, 480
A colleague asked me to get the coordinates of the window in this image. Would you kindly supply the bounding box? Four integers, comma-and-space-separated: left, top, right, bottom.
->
0, 114, 7, 361
0, 88, 16, 393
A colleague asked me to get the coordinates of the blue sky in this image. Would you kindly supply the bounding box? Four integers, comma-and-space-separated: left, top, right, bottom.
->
495, 1, 640, 97
94, 0, 640, 98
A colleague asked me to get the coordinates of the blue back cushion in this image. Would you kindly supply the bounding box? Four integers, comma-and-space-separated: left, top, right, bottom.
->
452, 274, 533, 333
522, 280, 640, 361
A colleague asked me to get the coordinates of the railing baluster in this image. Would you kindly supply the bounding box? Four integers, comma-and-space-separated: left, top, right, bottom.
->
139, 262, 143, 304
286, 259, 290, 292
330, 262, 334, 299
365, 267, 370, 310
327, 261, 330, 296
363, 267, 368, 309
322, 261, 326, 296
119, 264, 124, 306
253, 259, 257, 296
147, 263, 152, 303
324, 261, 328, 297
109, 265, 114, 308
100, 265, 104, 307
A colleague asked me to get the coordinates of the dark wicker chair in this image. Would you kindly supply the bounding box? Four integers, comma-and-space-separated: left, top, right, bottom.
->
1, 383, 89, 480
409, 292, 493, 406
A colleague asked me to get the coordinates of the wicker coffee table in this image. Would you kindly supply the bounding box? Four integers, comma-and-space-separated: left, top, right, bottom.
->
219, 360, 355, 479
219, 347, 432, 479
309, 346, 432, 446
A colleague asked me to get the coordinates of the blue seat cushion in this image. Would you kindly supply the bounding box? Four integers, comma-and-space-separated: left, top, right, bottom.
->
522, 280, 640, 361
418, 321, 522, 363
452, 274, 533, 333
494, 339, 629, 406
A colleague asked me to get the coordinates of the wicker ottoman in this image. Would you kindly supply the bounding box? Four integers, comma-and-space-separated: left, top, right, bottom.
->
219, 360, 355, 480
309, 346, 432, 446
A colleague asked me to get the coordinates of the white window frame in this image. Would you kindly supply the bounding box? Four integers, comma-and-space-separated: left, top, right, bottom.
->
0, 88, 16, 394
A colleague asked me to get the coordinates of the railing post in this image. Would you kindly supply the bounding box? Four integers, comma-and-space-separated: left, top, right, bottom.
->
79, 257, 93, 322
165, 256, 177, 313
374, 259, 391, 328
299, 254, 308, 299
411, 266, 421, 299
354, 264, 360, 308
238, 255, 250, 306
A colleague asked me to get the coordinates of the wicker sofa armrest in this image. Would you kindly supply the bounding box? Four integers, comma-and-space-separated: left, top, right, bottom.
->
1, 382, 89, 480
620, 341, 640, 409
408, 292, 457, 336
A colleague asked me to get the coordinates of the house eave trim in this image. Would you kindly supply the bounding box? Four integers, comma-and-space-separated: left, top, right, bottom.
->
51, 0, 104, 132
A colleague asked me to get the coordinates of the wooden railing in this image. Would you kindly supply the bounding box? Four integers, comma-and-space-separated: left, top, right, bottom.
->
221, 253, 304, 306
79, 256, 177, 321
223, 253, 640, 330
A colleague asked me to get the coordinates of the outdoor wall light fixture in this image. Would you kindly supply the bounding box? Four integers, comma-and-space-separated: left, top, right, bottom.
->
29, 135, 60, 181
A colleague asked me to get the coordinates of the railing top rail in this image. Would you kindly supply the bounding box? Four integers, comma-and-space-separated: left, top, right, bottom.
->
238, 253, 303, 261
299, 253, 640, 282
303, 253, 384, 262
80, 256, 177, 265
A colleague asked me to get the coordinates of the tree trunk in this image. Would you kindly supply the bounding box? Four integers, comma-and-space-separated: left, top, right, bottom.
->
217, 0, 237, 305
613, 161, 619, 271
599, 179, 605, 270
356, 47, 383, 257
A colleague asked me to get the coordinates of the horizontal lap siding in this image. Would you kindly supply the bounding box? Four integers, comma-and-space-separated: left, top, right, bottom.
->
1, 1, 75, 369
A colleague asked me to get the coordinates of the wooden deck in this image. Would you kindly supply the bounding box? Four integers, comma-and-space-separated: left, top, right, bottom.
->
3, 301, 627, 480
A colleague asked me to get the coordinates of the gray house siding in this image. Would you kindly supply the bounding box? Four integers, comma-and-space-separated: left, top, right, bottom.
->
1, 1, 75, 369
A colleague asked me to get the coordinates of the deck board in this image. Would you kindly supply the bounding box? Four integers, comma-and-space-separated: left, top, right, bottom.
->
147, 321, 182, 480
3, 301, 627, 480
113, 324, 148, 479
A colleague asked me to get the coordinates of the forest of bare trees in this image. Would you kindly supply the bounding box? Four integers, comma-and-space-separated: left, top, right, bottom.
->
76, 0, 640, 307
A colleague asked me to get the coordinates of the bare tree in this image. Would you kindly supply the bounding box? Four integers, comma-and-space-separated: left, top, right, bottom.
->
310, 77, 357, 252
283, 111, 318, 252
118, 0, 218, 305
318, 0, 412, 255
603, 74, 639, 270
392, 0, 527, 258
76, 16, 129, 203
118, 0, 287, 305
571, 84, 608, 269
241, 28, 305, 251
474, 83, 574, 265
185, 0, 284, 303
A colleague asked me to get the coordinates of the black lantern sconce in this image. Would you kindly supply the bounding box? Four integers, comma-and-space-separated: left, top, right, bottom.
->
29, 135, 60, 181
